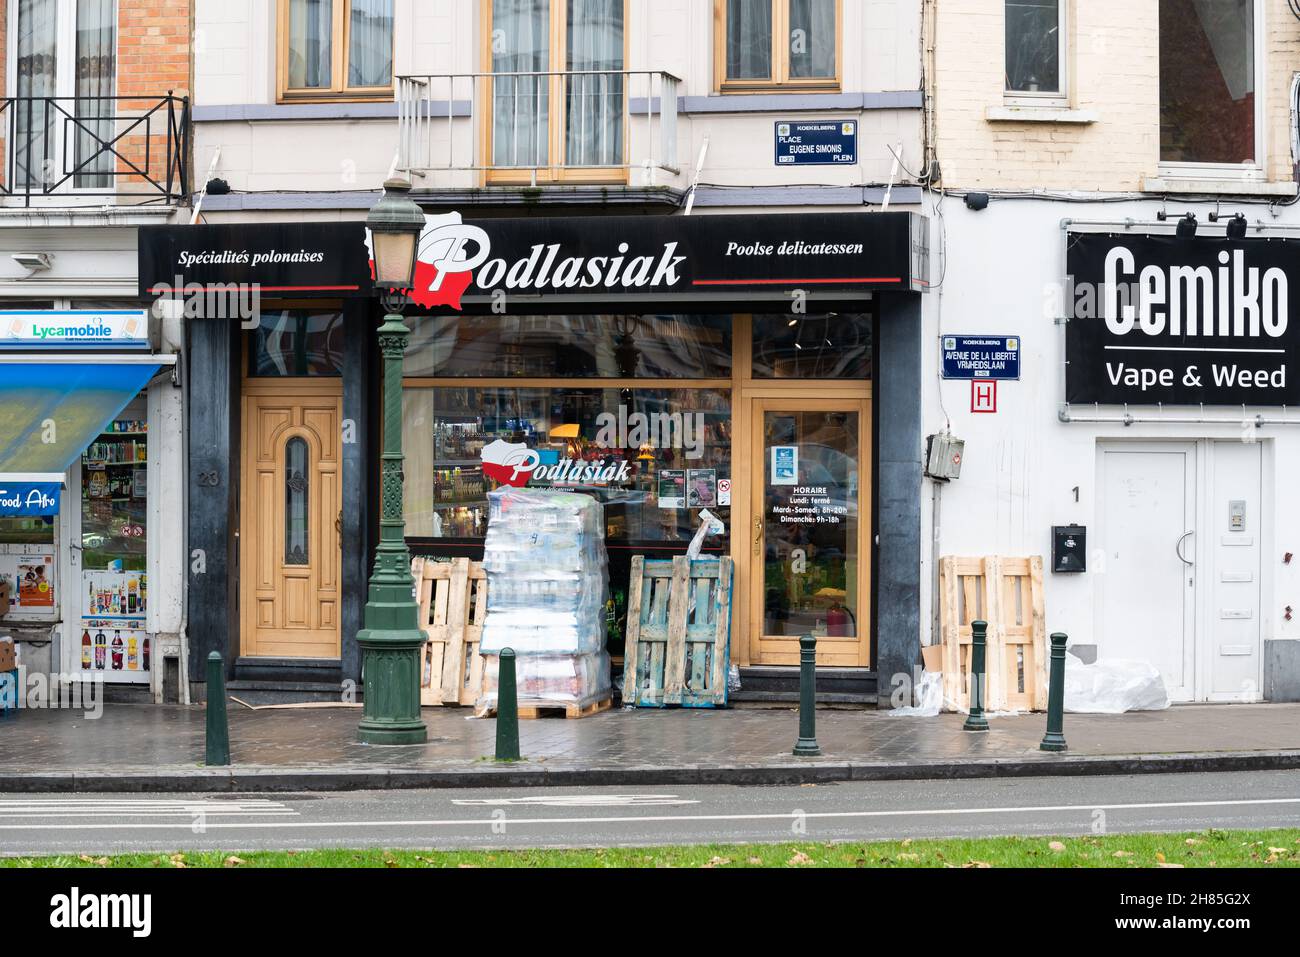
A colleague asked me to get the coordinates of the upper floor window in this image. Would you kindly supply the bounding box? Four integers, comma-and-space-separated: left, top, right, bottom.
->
1159, 0, 1259, 172
1004, 0, 1065, 104
278, 0, 393, 101
8, 0, 117, 190
716, 0, 840, 92
486, 0, 626, 181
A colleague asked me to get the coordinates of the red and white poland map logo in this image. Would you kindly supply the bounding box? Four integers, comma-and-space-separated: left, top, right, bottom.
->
366, 212, 491, 311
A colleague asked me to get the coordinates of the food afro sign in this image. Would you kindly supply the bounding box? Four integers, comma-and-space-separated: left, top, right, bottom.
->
1065, 232, 1298, 406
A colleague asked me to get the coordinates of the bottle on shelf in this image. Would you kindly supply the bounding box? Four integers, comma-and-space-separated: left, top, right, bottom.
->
111, 631, 123, 671
80, 631, 92, 669
127, 635, 138, 671
94, 630, 106, 670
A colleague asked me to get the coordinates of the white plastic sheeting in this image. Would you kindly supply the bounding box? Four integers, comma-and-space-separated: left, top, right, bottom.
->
1063, 654, 1171, 714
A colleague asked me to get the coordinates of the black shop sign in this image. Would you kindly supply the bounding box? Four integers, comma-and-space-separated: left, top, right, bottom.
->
139, 212, 929, 307
1065, 232, 1299, 406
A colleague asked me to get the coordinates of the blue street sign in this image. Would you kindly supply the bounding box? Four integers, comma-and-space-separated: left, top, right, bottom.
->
941, 335, 1021, 380
775, 120, 857, 165
0, 482, 60, 517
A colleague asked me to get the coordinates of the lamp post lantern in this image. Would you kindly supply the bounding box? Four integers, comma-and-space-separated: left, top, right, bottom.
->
357, 178, 428, 745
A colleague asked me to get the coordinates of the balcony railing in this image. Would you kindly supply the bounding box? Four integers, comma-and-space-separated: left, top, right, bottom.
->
0, 94, 190, 206
397, 70, 680, 187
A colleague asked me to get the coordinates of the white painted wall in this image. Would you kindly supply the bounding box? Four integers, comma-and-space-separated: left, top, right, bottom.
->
918, 193, 1300, 698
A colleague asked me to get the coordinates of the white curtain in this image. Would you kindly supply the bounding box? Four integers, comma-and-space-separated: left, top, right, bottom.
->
348, 0, 393, 88
289, 0, 333, 89
565, 0, 623, 167
726, 0, 771, 80
492, 0, 551, 167
15, 0, 57, 188
788, 0, 835, 79
75, 0, 117, 188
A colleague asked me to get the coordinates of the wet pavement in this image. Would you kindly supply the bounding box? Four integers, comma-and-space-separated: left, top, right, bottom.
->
2, 701, 1299, 781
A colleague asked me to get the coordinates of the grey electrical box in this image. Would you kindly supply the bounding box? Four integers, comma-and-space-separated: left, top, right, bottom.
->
1229, 499, 1246, 531
925, 432, 965, 481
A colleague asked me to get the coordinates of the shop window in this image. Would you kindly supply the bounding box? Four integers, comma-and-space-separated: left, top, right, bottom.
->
1159, 0, 1258, 170
285, 438, 310, 565
487, 0, 626, 177
1004, 0, 1065, 105
278, 0, 393, 101
752, 314, 870, 379
403, 314, 732, 379
401, 386, 732, 546
248, 310, 345, 377
715, 0, 839, 92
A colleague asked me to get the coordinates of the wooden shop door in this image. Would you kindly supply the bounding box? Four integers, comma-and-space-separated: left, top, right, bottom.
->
239, 381, 343, 658
747, 396, 871, 667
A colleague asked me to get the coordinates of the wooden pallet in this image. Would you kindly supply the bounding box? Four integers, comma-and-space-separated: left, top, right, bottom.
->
412, 556, 487, 706
939, 555, 1047, 712
481, 694, 613, 720
623, 555, 733, 707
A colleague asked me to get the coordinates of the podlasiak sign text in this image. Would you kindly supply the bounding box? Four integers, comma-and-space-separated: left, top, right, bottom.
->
140, 213, 929, 307
1066, 233, 1298, 405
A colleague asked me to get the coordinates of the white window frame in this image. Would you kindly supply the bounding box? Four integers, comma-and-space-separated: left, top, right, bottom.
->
4, 0, 120, 197
1004, 0, 1068, 108
1156, 0, 1266, 182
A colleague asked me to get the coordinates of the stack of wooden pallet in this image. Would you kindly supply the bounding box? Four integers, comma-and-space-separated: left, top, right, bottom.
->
937, 555, 1047, 712
623, 555, 733, 708
412, 556, 487, 707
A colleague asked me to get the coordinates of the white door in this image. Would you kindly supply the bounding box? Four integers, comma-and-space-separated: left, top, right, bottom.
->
1206, 441, 1263, 701
1097, 443, 1197, 701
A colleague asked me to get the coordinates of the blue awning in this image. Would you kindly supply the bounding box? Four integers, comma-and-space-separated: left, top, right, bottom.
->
0, 360, 163, 478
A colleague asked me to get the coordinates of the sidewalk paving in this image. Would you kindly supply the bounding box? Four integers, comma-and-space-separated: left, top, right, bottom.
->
2, 702, 1299, 792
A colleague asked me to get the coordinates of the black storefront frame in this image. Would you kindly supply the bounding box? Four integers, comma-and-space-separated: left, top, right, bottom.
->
147, 212, 926, 706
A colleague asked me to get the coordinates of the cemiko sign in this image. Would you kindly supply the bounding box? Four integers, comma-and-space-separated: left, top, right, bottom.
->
1065, 233, 1300, 405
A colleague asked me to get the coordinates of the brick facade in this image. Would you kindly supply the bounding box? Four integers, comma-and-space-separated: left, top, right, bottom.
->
0, 0, 191, 196
933, 0, 1300, 191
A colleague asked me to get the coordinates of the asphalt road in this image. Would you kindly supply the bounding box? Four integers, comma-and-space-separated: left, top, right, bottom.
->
2, 770, 1299, 856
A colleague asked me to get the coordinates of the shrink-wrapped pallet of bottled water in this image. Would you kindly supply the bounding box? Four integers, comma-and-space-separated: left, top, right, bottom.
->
477, 488, 611, 715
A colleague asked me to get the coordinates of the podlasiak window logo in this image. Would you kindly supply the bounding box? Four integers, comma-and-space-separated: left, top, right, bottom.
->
49, 887, 152, 938
365, 211, 688, 311
479, 408, 706, 489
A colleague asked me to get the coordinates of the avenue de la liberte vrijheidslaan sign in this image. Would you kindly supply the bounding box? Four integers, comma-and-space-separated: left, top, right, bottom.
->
1066, 232, 1300, 406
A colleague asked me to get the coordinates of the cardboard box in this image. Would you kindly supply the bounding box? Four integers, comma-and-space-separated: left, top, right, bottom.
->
921, 644, 943, 674
0, 637, 16, 672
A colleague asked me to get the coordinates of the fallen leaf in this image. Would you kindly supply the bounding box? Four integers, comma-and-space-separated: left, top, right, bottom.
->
1157, 863, 1185, 869
457, 863, 480, 869
747, 857, 762, 865
897, 853, 920, 861
964, 860, 992, 869
901, 838, 912, 847
78, 855, 93, 863
1113, 851, 1134, 858
1155, 852, 1166, 863
701, 856, 732, 868
384, 859, 400, 868
1268, 847, 1289, 855
1185, 838, 1201, 845
223, 856, 245, 868
788, 851, 813, 866
1048, 841, 1066, 852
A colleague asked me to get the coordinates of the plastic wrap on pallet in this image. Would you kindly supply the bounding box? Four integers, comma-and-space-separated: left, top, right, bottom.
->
479, 487, 610, 657
478, 652, 612, 710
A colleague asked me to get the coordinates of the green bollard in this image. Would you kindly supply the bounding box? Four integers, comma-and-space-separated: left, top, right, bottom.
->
962, 620, 990, 732
793, 633, 821, 756
205, 651, 230, 766
1040, 632, 1069, 752
495, 648, 521, 762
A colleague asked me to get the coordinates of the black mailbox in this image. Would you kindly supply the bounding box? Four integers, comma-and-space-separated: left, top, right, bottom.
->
1052, 525, 1087, 573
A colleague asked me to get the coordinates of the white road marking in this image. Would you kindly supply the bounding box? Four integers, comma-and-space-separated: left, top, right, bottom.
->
0, 799, 296, 820
0, 796, 1296, 831
452, 794, 699, 807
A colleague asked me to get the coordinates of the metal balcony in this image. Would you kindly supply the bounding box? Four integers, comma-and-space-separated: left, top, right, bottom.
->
397, 70, 680, 188
0, 94, 190, 207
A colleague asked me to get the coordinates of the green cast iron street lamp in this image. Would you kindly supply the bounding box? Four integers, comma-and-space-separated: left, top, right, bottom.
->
357, 177, 428, 745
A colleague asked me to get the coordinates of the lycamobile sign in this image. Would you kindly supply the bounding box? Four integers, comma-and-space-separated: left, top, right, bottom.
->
0, 311, 149, 350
